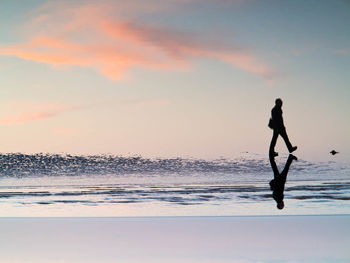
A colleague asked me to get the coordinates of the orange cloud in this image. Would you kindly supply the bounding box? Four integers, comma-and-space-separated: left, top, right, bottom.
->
0, 102, 77, 124
0, 1, 272, 81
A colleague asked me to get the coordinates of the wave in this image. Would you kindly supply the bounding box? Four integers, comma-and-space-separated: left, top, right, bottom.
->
2, 181, 350, 206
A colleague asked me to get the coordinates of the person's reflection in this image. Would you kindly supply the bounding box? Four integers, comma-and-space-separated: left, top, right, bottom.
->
269, 154, 297, 209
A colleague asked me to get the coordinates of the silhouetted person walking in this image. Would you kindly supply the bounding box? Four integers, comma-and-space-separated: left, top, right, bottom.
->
269, 153, 297, 209
269, 98, 297, 156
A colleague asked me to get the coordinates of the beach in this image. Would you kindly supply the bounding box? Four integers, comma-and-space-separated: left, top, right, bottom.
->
0, 215, 349, 263
1, 154, 349, 217
0, 154, 349, 262
1, 0, 350, 262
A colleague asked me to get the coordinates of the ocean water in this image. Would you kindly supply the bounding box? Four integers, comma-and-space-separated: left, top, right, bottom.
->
0, 153, 349, 216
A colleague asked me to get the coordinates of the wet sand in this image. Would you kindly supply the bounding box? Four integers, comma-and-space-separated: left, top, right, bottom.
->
0, 215, 349, 263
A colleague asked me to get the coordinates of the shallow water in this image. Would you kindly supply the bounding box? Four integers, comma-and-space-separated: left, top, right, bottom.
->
0, 153, 349, 216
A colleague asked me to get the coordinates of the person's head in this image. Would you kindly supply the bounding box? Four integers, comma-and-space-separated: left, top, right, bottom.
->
275, 98, 283, 107
277, 201, 284, 210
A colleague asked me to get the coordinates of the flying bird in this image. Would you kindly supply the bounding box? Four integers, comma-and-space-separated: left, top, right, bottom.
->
330, 150, 339, 155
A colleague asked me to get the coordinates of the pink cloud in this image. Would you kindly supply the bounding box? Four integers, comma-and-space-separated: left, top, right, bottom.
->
0, 1, 272, 81
0, 102, 77, 124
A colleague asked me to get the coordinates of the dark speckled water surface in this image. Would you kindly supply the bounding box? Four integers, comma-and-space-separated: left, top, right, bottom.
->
0, 153, 349, 216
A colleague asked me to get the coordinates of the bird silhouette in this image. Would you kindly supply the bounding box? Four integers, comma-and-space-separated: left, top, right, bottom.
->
330, 150, 338, 155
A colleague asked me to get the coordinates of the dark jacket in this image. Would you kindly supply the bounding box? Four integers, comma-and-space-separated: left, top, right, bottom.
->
271, 106, 284, 130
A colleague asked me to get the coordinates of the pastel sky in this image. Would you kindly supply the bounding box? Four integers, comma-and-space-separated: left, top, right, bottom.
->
0, 0, 349, 161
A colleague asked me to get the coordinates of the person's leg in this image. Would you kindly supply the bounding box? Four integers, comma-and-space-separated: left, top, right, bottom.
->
269, 153, 279, 177
280, 154, 296, 176
279, 128, 293, 152
269, 130, 279, 155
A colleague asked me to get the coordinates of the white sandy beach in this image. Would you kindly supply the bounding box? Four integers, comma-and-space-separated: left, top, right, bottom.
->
0, 215, 349, 263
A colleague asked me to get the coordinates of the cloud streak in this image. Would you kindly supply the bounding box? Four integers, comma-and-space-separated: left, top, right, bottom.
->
0, 102, 78, 124
0, 0, 272, 81
334, 48, 350, 55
